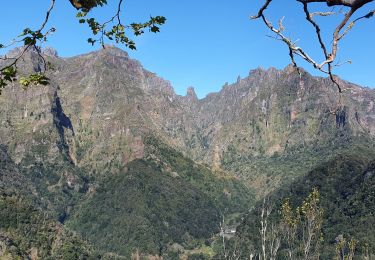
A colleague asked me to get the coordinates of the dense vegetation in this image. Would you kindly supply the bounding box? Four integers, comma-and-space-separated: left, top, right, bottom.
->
144, 136, 255, 215
235, 146, 375, 259
0, 145, 95, 259
67, 137, 254, 257
0, 196, 95, 259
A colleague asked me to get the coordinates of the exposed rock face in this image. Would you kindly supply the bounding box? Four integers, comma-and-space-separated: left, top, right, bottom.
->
1, 46, 375, 188
186, 86, 198, 102
43, 47, 59, 57
1, 46, 375, 257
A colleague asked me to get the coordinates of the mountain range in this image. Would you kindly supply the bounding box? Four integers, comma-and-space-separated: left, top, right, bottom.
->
0, 46, 374, 259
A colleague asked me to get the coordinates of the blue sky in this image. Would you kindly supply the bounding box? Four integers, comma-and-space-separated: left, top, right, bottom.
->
1, 0, 374, 98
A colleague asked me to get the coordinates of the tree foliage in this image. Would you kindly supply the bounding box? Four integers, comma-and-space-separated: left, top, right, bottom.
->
280, 188, 324, 259
0, 0, 166, 92
234, 151, 375, 259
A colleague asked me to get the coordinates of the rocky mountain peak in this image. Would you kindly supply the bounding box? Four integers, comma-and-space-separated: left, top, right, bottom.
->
98, 45, 129, 58
1, 46, 50, 74
186, 86, 198, 101
236, 75, 242, 84
4, 45, 40, 58
248, 66, 274, 79
2, 47, 375, 170
282, 63, 308, 76
42, 47, 59, 57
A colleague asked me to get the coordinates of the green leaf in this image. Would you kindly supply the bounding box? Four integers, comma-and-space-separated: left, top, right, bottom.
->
1, 67, 17, 83
19, 73, 49, 88
19, 77, 30, 87
23, 37, 36, 46
150, 26, 160, 33
19, 28, 32, 37
87, 38, 96, 46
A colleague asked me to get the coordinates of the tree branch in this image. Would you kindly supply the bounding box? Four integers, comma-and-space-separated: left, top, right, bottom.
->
297, 0, 373, 8
252, 0, 374, 93
0, 0, 56, 90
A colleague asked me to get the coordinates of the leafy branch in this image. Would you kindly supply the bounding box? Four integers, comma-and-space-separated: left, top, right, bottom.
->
0, 0, 166, 94
72, 0, 166, 50
0, 0, 56, 93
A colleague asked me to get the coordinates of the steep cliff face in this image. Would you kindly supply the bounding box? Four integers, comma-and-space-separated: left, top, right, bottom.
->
2, 46, 375, 188
157, 65, 375, 194
192, 66, 373, 158
1, 46, 375, 257
0, 47, 257, 257
2, 47, 375, 186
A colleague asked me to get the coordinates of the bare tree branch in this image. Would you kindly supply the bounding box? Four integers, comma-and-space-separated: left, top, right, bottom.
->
251, 0, 273, 19
252, 0, 375, 93
298, 0, 373, 8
